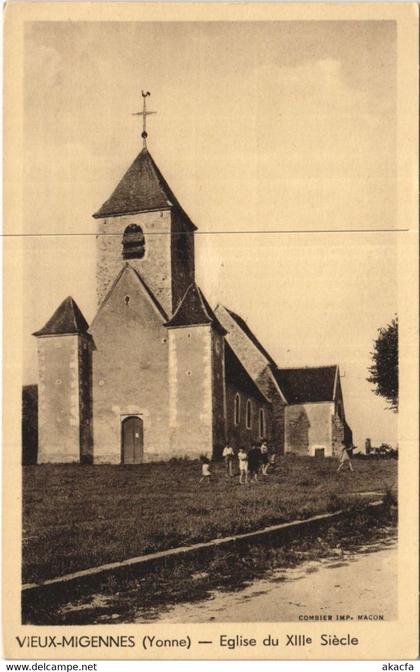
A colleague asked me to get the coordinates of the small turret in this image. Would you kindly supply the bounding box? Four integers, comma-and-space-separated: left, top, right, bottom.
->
165, 284, 226, 458
33, 297, 93, 463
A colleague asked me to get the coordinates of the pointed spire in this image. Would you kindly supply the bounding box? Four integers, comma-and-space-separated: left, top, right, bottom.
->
165, 284, 226, 334
33, 297, 89, 337
93, 93, 197, 229
93, 148, 173, 218
93, 147, 196, 230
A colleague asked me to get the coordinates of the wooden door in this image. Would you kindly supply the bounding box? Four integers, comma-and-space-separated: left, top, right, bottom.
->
121, 416, 143, 464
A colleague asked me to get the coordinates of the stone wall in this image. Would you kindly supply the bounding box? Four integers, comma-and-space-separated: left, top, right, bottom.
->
215, 305, 286, 452
211, 331, 227, 458
331, 413, 345, 456
271, 399, 286, 455
169, 324, 215, 459
37, 335, 82, 463
96, 209, 195, 318
170, 209, 195, 313
331, 377, 352, 452
285, 402, 335, 456
344, 421, 353, 448
22, 385, 38, 465
90, 266, 170, 463
78, 334, 94, 463
225, 384, 272, 452
256, 370, 285, 454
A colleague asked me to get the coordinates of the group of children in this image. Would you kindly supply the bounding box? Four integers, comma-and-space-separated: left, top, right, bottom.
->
200, 441, 275, 485
199, 441, 354, 484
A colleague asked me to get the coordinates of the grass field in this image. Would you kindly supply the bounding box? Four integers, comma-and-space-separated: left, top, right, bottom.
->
23, 505, 397, 625
22, 455, 397, 584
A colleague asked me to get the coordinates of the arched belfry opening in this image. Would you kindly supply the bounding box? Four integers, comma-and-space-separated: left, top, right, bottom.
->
122, 224, 145, 260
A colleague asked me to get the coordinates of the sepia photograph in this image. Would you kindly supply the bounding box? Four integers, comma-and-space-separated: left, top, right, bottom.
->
3, 1, 418, 661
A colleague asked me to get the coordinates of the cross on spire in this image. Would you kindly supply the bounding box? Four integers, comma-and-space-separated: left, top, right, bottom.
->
132, 91, 157, 148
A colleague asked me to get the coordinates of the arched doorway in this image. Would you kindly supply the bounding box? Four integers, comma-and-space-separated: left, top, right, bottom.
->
121, 416, 143, 464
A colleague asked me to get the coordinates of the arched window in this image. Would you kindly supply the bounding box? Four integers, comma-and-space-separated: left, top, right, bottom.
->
259, 408, 265, 438
234, 393, 240, 426
122, 224, 145, 260
246, 399, 252, 429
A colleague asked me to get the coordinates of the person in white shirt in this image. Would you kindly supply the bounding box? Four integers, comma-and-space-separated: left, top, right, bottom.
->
199, 458, 211, 483
222, 443, 235, 477
238, 447, 248, 485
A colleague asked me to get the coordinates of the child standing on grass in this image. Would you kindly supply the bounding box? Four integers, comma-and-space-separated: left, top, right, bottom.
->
222, 442, 235, 477
238, 447, 248, 485
260, 440, 269, 475
248, 444, 261, 483
199, 456, 211, 483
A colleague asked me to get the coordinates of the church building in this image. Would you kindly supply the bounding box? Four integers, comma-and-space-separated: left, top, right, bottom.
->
32, 100, 352, 464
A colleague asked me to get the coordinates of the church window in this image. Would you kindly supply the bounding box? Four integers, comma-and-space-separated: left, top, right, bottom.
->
259, 408, 266, 438
234, 393, 240, 425
124, 295, 130, 305
246, 399, 252, 429
122, 224, 145, 259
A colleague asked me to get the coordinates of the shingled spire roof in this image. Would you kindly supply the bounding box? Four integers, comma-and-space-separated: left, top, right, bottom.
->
165, 284, 226, 334
93, 147, 196, 229
33, 297, 89, 337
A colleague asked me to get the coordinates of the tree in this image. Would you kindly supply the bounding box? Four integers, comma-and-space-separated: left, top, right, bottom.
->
367, 317, 398, 412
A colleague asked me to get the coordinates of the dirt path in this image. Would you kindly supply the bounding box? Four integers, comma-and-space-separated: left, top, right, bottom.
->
139, 537, 397, 623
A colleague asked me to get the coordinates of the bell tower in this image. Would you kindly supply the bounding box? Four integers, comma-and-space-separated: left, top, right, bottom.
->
93, 92, 196, 317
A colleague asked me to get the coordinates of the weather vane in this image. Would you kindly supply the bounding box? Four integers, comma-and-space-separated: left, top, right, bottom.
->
132, 91, 157, 148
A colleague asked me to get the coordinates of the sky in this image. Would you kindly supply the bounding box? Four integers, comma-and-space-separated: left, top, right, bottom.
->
22, 20, 398, 448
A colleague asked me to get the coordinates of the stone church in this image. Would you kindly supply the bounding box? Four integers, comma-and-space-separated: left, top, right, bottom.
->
32, 119, 352, 464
